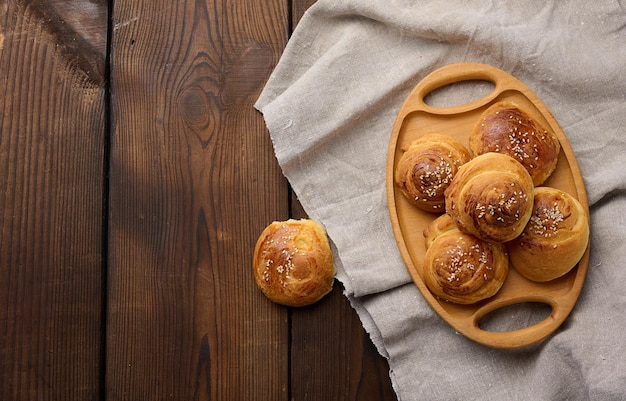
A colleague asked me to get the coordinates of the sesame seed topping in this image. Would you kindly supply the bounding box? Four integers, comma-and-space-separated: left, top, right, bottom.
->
529, 202, 565, 237
438, 238, 493, 286
416, 157, 454, 198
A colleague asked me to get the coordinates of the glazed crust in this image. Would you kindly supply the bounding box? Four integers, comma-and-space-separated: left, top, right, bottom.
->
422, 214, 509, 304
507, 187, 589, 282
469, 101, 560, 186
253, 219, 335, 307
395, 133, 471, 213
444, 152, 535, 243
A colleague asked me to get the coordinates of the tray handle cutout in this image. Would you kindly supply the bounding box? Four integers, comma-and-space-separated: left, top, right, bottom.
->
461, 296, 569, 349
401, 62, 518, 116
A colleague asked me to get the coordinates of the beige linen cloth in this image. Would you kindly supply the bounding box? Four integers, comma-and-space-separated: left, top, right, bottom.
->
255, 1, 626, 399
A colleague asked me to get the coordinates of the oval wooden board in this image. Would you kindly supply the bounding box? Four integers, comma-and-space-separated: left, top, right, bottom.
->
386, 62, 590, 349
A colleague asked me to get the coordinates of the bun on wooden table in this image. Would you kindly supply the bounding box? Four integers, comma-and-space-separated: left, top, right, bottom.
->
422, 214, 509, 304
507, 187, 589, 282
253, 219, 335, 307
444, 152, 535, 243
469, 101, 560, 186
394, 133, 471, 213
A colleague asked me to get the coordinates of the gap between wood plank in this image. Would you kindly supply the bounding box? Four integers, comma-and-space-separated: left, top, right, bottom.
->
100, 0, 116, 398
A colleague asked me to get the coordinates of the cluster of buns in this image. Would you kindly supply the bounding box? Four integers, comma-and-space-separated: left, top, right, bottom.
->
395, 101, 589, 304
253, 219, 335, 307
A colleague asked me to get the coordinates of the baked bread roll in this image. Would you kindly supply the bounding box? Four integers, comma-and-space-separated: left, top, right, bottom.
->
422, 214, 509, 304
444, 152, 534, 243
469, 101, 560, 186
253, 219, 335, 307
507, 187, 589, 282
395, 133, 471, 213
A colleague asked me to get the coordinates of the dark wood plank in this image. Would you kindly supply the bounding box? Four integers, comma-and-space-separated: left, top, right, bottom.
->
0, 0, 108, 399
291, 286, 398, 401
106, 0, 291, 399
287, 1, 398, 400
290, 200, 397, 401
292, 0, 315, 26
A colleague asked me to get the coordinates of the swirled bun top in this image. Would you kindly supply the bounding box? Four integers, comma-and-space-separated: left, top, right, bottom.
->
469, 101, 560, 186
508, 187, 589, 282
253, 219, 335, 307
422, 214, 509, 304
395, 133, 471, 213
445, 152, 534, 243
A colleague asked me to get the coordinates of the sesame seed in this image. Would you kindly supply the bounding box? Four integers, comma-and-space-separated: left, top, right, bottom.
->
529, 202, 565, 237
415, 156, 455, 199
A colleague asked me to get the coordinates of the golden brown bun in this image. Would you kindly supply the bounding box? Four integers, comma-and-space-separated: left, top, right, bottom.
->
507, 187, 589, 282
253, 219, 335, 307
469, 101, 560, 186
444, 152, 534, 243
395, 133, 471, 213
422, 214, 509, 304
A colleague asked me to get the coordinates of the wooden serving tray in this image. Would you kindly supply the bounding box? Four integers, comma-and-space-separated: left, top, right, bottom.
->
386, 62, 590, 349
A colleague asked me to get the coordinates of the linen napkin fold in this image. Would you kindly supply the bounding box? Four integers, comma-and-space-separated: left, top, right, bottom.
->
256, 1, 626, 399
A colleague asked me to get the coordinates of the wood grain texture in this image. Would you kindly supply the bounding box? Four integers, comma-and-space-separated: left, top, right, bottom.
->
0, 0, 107, 399
291, 288, 398, 401
1, 0, 401, 398
107, 0, 290, 399
292, 0, 315, 27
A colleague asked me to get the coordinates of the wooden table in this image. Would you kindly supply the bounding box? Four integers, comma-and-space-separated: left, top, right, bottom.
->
0, 1, 397, 399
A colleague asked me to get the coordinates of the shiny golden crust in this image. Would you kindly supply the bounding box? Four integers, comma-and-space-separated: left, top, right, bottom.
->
253, 219, 335, 307
422, 214, 509, 304
444, 152, 534, 243
507, 187, 589, 282
395, 133, 471, 213
469, 101, 560, 186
